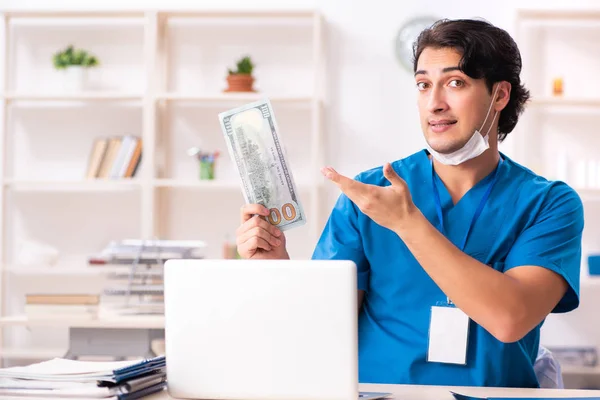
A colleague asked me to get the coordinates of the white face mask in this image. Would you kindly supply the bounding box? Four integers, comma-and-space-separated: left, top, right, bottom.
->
426, 84, 500, 166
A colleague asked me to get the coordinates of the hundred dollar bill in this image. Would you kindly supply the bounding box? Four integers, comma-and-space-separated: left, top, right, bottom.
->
218, 99, 306, 231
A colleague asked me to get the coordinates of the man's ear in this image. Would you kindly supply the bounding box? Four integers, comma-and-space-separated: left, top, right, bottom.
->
495, 81, 511, 112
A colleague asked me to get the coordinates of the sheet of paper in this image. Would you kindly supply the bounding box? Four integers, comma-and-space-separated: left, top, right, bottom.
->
0, 358, 142, 379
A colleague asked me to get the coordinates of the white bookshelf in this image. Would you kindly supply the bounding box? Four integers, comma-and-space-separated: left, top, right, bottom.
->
0, 9, 326, 362
514, 9, 600, 197
515, 9, 600, 380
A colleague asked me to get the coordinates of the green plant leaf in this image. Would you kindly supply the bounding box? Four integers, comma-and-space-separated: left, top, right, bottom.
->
52, 45, 100, 69
229, 55, 254, 75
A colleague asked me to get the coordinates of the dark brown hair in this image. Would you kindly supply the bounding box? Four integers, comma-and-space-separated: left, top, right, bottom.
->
413, 19, 530, 141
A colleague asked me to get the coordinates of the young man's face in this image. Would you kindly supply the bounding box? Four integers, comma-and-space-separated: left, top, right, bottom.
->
415, 47, 497, 155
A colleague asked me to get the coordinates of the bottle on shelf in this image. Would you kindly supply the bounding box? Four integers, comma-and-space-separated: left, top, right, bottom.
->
552, 76, 564, 96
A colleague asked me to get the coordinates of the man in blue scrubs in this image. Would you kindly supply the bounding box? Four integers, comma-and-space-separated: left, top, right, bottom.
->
235, 19, 584, 388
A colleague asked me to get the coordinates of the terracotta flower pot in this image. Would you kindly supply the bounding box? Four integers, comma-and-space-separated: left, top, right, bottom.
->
225, 74, 255, 92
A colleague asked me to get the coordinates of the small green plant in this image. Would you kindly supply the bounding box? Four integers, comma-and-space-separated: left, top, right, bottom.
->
228, 56, 254, 75
52, 45, 99, 70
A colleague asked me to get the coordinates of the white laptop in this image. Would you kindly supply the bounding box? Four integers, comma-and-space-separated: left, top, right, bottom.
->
164, 259, 390, 400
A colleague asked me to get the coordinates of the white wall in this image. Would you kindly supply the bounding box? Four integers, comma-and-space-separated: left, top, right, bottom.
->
2, 0, 600, 362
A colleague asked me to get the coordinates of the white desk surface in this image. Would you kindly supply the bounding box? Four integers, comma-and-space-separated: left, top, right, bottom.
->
148, 383, 600, 400
0, 383, 597, 400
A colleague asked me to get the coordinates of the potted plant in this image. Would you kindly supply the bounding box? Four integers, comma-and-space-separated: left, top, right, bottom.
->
52, 45, 99, 92
225, 56, 256, 92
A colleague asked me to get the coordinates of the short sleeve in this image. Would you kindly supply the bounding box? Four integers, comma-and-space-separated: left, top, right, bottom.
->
504, 184, 584, 313
312, 192, 370, 291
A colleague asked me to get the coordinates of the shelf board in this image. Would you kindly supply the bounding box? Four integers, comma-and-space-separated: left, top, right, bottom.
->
4, 10, 146, 19
157, 93, 315, 103
2, 93, 143, 102
519, 20, 600, 30
562, 365, 600, 376
0, 315, 164, 329
1, 347, 66, 360
162, 10, 316, 19
153, 179, 240, 190
153, 179, 321, 190
3, 10, 316, 20
4, 266, 134, 276
517, 9, 600, 20
530, 97, 600, 108
4, 179, 142, 192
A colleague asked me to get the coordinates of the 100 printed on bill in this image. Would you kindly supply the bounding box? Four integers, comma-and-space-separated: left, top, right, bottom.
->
218, 99, 306, 231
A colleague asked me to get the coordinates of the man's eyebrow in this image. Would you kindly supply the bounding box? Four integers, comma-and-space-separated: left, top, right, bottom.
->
442, 66, 461, 73
414, 66, 462, 77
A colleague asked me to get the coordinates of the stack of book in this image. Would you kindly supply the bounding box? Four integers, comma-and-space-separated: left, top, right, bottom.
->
85, 135, 142, 179
0, 355, 166, 399
24, 294, 100, 319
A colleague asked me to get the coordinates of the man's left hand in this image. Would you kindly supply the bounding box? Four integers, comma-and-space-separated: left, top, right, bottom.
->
321, 163, 419, 233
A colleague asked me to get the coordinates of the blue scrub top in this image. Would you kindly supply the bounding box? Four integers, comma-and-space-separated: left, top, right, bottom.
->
312, 150, 584, 388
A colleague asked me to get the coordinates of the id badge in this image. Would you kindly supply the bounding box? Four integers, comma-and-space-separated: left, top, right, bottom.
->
427, 304, 469, 365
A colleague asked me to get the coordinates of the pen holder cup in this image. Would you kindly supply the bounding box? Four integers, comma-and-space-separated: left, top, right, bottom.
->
588, 255, 600, 276
199, 161, 215, 180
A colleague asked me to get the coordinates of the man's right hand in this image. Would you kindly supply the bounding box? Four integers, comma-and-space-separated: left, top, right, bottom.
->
236, 204, 289, 260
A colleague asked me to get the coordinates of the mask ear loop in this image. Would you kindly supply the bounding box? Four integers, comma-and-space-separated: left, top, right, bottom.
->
479, 84, 501, 136
484, 111, 499, 137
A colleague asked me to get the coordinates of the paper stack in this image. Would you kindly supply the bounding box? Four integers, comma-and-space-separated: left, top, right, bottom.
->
88, 239, 205, 318
0, 355, 166, 399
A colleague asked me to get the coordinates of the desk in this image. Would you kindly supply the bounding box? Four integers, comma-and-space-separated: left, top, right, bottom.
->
146, 383, 600, 400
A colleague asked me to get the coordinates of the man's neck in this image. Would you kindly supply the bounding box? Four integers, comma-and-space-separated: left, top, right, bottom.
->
432, 149, 501, 205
